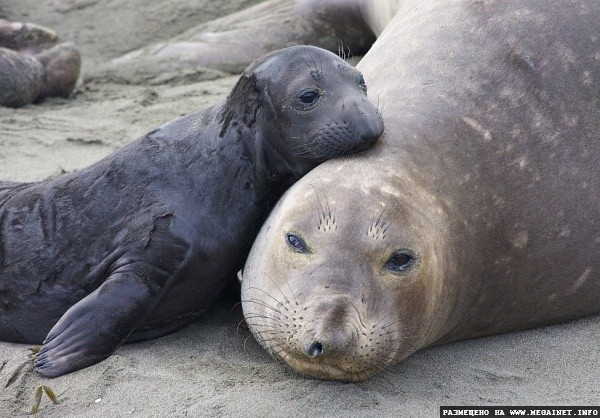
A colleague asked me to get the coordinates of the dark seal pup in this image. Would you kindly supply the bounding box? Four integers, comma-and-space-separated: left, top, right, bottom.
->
0, 45, 384, 377
241, 0, 600, 381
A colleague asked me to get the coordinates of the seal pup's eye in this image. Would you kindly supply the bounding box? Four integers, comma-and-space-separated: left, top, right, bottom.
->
286, 232, 309, 253
299, 89, 320, 105
384, 251, 416, 273
291, 88, 322, 112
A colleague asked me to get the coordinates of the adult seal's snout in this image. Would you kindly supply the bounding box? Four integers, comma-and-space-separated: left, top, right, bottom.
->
302, 299, 359, 358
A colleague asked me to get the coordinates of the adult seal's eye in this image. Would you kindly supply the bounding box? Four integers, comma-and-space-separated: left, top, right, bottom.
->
384, 251, 416, 273
299, 89, 320, 104
286, 232, 309, 253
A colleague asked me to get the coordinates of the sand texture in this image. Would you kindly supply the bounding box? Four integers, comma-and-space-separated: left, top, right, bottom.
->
0, 1, 598, 416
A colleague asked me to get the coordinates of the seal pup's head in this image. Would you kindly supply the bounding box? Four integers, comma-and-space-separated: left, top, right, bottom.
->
219, 45, 384, 180
241, 158, 455, 382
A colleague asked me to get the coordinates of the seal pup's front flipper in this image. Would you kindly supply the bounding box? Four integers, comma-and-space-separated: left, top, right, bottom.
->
33, 260, 172, 378
33, 216, 191, 378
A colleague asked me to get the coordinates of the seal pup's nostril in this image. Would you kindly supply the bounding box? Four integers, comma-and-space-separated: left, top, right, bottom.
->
359, 114, 384, 146
305, 341, 324, 358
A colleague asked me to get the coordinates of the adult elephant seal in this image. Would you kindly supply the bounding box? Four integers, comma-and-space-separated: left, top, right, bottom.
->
241, 0, 600, 382
0, 20, 81, 107
96, 0, 401, 78
0, 45, 383, 378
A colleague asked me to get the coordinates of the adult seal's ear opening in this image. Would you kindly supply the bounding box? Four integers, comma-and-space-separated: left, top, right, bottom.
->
0, 45, 383, 378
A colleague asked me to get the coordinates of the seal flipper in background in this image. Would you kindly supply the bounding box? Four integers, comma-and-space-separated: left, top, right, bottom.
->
34, 216, 191, 378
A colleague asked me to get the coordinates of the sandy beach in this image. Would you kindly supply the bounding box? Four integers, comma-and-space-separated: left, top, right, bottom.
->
0, 1, 598, 416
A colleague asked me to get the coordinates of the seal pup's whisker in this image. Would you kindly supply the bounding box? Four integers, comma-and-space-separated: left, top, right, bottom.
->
337, 39, 345, 60
309, 55, 318, 75
300, 57, 313, 72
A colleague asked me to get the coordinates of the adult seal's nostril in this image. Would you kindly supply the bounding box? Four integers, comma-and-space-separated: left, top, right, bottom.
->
305, 341, 324, 358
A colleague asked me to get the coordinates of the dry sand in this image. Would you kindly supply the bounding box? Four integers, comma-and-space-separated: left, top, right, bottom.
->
0, 1, 598, 416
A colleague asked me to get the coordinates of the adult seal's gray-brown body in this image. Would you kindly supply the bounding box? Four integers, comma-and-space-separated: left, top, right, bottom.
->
241, 0, 600, 381
100, 0, 401, 77
0, 45, 383, 378
0, 20, 81, 107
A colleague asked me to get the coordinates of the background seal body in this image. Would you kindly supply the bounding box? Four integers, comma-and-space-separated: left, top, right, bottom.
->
241, 0, 600, 381
0, 20, 81, 107
0, 45, 383, 377
95, 0, 401, 78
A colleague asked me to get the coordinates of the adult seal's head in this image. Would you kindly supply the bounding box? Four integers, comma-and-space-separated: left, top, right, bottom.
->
241, 161, 449, 382
219, 45, 384, 183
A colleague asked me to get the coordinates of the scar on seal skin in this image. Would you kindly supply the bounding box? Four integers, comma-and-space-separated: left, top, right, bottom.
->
0, 45, 383, 378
